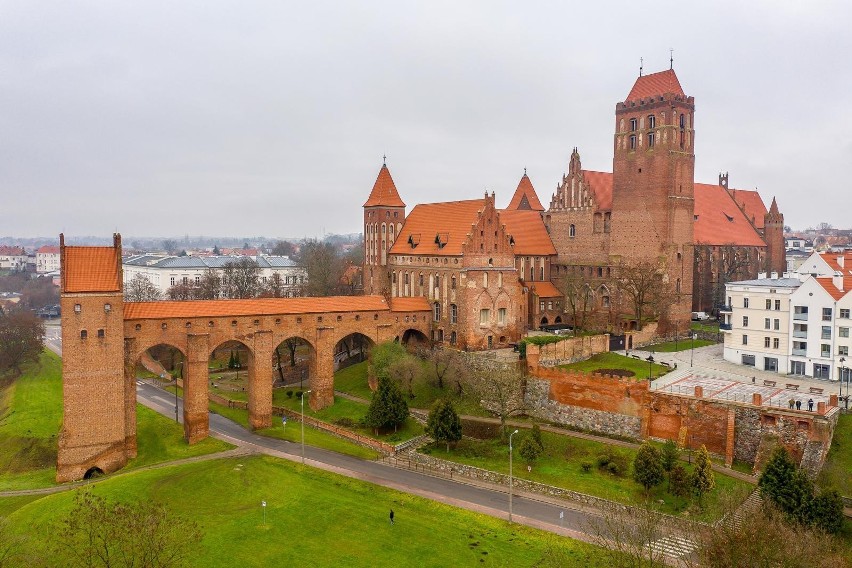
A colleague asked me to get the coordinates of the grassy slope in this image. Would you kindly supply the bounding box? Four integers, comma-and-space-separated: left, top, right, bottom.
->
424, 430, 752, 521
646, 339, 716, 352
4, 455, 613, 567
559, 352, 670, 380
818, 413, 852, 496
0, 351, 231, 491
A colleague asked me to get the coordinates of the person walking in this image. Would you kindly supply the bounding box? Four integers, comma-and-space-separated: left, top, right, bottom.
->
389, 509, 394, 525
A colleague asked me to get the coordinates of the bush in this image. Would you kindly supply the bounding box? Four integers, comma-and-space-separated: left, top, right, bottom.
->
334, 417, 355, 428
596, 453, 611, 468
519, 437, 542, 466
597, 451, 628, 477
286, 390, 293, 398
581, 461, 593, 473
669, 464, 690, 497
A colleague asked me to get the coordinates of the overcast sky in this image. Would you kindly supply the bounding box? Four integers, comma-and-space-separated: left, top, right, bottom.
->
2, 1, 851, 241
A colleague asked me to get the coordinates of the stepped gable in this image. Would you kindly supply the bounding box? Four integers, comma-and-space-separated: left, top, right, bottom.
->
363, 164, 405, 208
389, 198, 487, 256
693, 183, 766, 247
506, 173, 544, 211
729, 188, 768, 230
625, 69, 685, 102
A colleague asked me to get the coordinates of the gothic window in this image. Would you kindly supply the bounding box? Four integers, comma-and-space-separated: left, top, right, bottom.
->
404, 273, 409, 285
450, 304, 457, 324
450, 331, 457, 345
433, 302, 441, 322
679, 113, 685, 128
630, 135, 637, 150
630, 117, 637, 131
569, 224, 576, 238
540, 266, 544, 280
419, 273, 424, 286
498, 308, 507, 325
647, 115, 656, 128
604, 212, 611, 233
451, 275, 456, 290
648, 132, 655, 148
529, 267, 534, 281
392, 272, 397, 284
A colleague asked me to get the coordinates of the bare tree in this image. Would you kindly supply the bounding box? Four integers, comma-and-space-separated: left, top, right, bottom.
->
299, 240, 343, 297
554, 270, 596, 331
423, 347, 458, 390
585, 501, 680, 568
194, 268, 221, 300
161, 239, 179, 255
261, 273, 286, 298
124, 274, 161, 302
221, 258, 260, 299
388, 356, 422, 399
0, 311, 45, 376
614, 260, 672, 331
271, 240, 296, 257
469, 365, 526, 437
166, 282, 194, 301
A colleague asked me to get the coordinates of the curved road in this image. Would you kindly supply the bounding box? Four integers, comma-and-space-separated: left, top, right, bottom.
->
137, 381, 600, 543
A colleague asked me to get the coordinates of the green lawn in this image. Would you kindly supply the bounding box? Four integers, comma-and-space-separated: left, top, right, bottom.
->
558, 352, 669, 380
646, 339, 716, 352
423, 429, 752, 521
2, 455, 613, 567
818, 413, 852, 497
207, 400, 379, 460
691, 321, 720, 334
334, 360, 489, 417
0, 351, 231, 491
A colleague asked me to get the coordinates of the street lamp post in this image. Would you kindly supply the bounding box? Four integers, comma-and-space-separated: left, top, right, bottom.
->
646, 355, 655, 384
508, 429, 519, 523
840, 357, 847, 411
691, 333, 697, 367
301, 390, 312, 464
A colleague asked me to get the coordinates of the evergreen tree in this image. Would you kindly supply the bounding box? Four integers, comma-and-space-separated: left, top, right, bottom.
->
519, 436, 542, 468
809, 488, 845, 535
529, 423, 544, 451
660, 439, 680, 491
758, 445, 808, 520
691, 445, 715, 506
364, 376, 408, 434
228, 351, 236, 369
632, 442, 664, 495
669, 464, 690, 497
426, 399, 462, 452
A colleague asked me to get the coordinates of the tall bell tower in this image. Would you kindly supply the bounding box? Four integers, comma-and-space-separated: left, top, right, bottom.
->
609, 68, 695, 332
363, 159, 406, 295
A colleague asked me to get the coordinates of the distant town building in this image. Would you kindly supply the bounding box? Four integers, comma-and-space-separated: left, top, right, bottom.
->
36, 245, 61, 273
123, 254, 306, 297
0, 246, 27, 271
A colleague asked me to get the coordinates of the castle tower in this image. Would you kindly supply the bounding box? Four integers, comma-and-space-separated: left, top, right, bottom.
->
506, 171, 545, 211
56, 233, 130, 482
764, 197, 786, 275
363, 160, 405, 295
609, 69, 695, 332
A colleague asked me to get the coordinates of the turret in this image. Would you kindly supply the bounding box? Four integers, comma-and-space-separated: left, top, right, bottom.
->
363, 159, 406, 295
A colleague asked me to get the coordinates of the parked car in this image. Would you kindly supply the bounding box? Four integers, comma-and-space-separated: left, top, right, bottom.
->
691, 311, 711, 321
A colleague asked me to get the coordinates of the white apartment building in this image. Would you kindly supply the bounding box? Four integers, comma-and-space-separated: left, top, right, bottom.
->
0, 246, 27, 271
123, 254, 307, 297
723, 250, 852, 381
722, 277, 799, 373
36, 245, 61, 273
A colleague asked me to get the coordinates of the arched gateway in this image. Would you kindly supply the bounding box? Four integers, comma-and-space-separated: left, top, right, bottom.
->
56, 235, 430, 482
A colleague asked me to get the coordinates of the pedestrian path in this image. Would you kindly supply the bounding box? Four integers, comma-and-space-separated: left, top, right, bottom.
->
649, 535, 698, 558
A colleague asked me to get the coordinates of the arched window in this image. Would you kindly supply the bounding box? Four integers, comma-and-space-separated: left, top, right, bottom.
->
433, 302, 441, 322
451, 275, 456, 290
630, 117, 637, 131
450, 304, 457, 324
647, 115, 656, 129
569, 224, 576, 238
450, 331, 457, 345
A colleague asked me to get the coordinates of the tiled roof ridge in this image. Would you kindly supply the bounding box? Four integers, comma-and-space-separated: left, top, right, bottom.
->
625, 69, 685, 102
506, 173, 545, 211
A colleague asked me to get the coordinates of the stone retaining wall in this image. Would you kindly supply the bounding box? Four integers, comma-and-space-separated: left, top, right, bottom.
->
534, 334, 609, 366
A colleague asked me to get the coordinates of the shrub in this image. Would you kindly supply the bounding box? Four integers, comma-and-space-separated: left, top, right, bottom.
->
581, 461, 593, 473
519, 437, 542, 466
286, 390, 293, 398
334, 417, 355, 428
669, 464, 690, 497
596, 453, 611, 468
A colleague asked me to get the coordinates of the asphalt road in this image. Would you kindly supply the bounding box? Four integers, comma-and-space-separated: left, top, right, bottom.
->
136, 381, 602, 543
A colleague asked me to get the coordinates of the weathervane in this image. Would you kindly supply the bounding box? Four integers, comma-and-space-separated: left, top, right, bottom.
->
670, 48, 674, 69
382, 154, 386, 166
639, 57, 643, 76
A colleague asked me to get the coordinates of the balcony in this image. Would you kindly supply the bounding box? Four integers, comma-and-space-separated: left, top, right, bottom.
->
719, 323, 732, 331
793, 313, 808, 321
792, 330, 808, 338
718, 305, 733, 313
792, 348, 807, 356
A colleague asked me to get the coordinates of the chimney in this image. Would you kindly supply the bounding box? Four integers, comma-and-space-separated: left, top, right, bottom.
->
837, 255, 845, 269
833, 271, 844, 292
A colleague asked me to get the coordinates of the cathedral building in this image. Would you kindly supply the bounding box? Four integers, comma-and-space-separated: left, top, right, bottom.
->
362, 67, 785, 347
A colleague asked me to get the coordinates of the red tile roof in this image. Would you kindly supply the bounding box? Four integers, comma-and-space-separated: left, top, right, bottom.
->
498, 210, 556, 255
694, 183, 766, 247
625, 69, 684, 102
389, 198, 486, 256
389, 297, 431, 312
583, 170, 614, 210
363, 164, 405, 208
37, 245, 60, 254
728, 188, 767, 230
63, 247, 122, 293
506, 174, 544, 211
124, 295, 398, 320
527, 280, 562, 298
0, 246, 25, 256
819, 252, 852, 274
815, 277, 852, 301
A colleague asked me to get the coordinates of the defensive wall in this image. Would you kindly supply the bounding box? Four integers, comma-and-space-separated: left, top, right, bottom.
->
524, 345, 839, 474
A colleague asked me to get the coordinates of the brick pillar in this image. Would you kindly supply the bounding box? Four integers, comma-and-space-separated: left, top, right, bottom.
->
526, 344, 540, 372
725, 408, 735, 468
829, 394, 838, 407
817, 401, 826, 415
184, 333, 210, 444
248, 330, 272, 430
694, 386, 703, 398
123, 338, 138, 459
311, 327, 335, 410
752, 393, 762, 406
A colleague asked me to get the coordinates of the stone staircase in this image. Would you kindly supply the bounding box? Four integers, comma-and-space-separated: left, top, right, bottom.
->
726, 488, 763, 530
649, 535, 698, 558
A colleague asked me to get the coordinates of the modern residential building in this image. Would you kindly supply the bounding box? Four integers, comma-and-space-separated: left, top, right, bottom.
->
723, 250, 852, 381
36, 245, 61, 273
123, 254, 306, 297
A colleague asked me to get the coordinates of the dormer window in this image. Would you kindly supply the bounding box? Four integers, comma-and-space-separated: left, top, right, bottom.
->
435, 233, 448, 249
408, 234, 420, 249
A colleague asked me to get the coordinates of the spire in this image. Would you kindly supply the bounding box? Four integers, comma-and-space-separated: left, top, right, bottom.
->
769, 197, 780, 215
363, 162, 405, 208
506, 171, 544, 211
